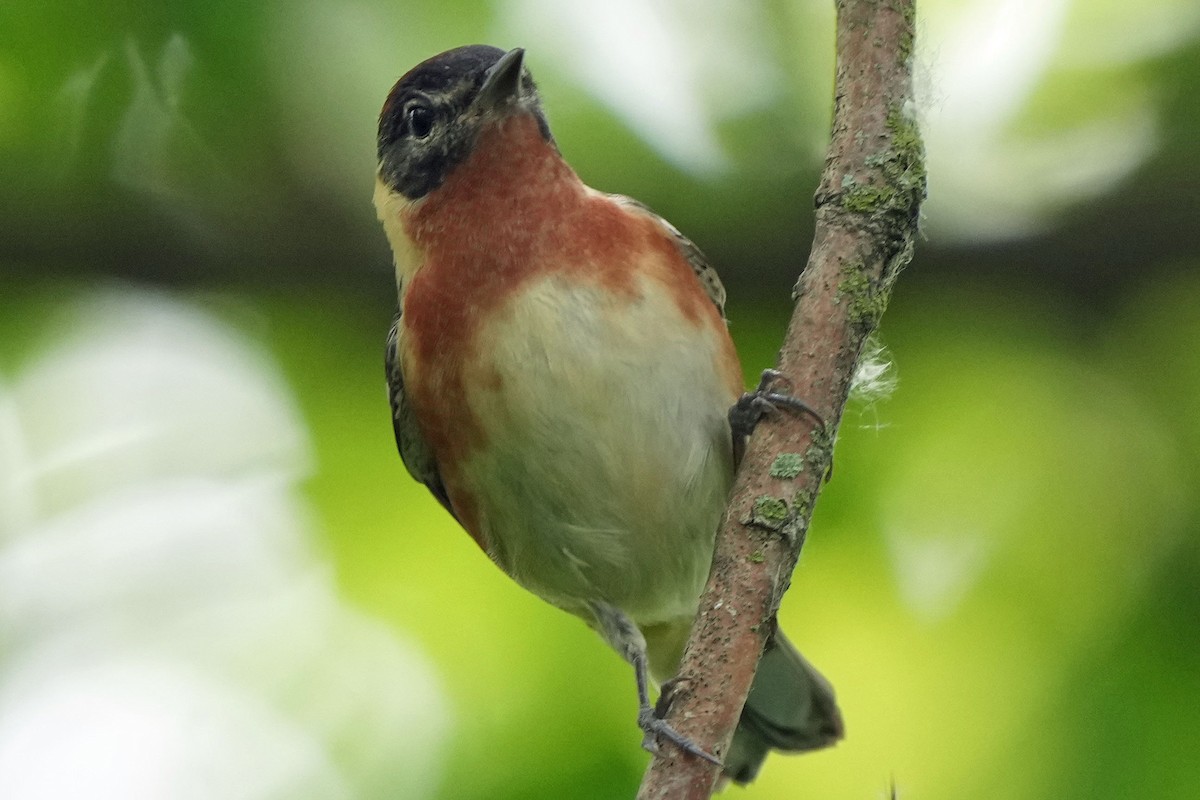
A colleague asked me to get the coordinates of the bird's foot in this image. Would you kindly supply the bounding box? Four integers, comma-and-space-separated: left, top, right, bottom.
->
729, 369, 825, 441
729, 369, 830, 475
637, 705, 722, 766
588, 601, 723, 767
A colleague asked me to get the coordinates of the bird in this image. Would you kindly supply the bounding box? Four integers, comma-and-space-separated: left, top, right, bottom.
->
373, 44, 843, 784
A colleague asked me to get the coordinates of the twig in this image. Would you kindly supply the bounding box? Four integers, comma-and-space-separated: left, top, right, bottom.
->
636, 1, 925, 797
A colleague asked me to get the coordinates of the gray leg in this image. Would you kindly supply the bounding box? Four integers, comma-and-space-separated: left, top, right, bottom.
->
589, 602, 721, 765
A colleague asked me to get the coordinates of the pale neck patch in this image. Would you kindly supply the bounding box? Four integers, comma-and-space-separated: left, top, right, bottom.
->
372, 176, 425, 294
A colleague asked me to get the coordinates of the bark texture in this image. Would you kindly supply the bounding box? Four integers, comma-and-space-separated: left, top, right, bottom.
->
637, 1, 925, 797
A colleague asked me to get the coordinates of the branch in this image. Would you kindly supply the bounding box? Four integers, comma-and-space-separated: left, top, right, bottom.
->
637, 1, 925, 797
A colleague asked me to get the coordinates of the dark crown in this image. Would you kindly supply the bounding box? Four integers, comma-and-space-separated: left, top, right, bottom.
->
377, 45, 551, 200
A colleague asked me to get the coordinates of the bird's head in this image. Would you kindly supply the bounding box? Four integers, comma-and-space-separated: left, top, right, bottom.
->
376, 45, 551, 202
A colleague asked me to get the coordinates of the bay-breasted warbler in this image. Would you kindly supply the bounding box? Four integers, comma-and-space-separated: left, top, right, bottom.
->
373, 45, 842, 784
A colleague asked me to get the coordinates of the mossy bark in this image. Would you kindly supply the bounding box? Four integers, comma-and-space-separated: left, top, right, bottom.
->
638, 1, 925, 797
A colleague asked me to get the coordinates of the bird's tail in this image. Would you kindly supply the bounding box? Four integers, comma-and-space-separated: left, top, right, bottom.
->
724, 632, 843, 785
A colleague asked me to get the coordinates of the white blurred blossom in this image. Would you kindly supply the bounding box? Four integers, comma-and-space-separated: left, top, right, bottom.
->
0, 290, 449, 800
917, 0, 1198, 239
499, 0, 784, 173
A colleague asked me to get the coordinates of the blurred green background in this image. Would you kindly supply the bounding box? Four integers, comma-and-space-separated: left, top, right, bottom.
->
2, 1, 1199, 798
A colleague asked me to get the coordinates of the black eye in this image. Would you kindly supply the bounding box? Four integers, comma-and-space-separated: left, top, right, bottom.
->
405, 103, 435, 139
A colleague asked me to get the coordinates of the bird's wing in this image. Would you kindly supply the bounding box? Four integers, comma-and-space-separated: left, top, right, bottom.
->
386, 313, 459, 521
607, 194, 727, 316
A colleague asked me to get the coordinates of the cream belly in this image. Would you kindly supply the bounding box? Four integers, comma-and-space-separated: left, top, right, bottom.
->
457, 272, 737, 626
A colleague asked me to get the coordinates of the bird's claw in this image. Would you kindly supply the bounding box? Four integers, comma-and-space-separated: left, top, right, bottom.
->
730, 369, 825, 441
637, 706, 722, 766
